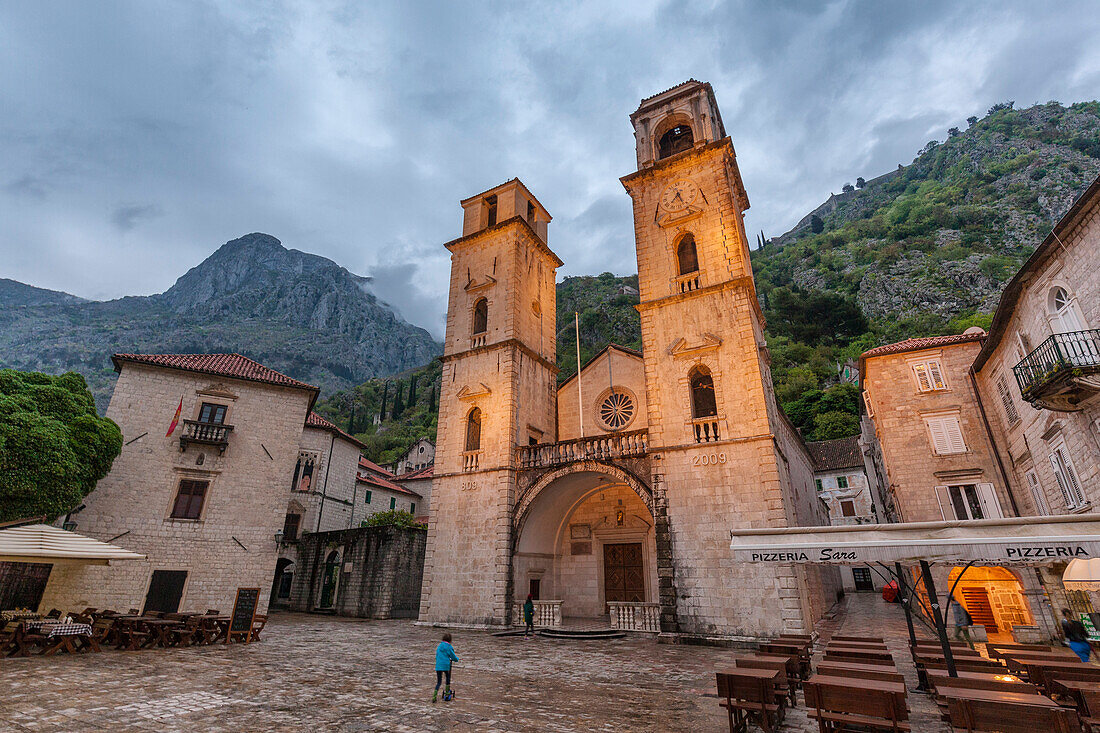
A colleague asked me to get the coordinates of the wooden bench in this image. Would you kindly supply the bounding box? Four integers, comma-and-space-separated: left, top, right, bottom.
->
805, 677, 910, 732
816, 661, 905, 684
987, 643, 1056, 660
945, 696, 1081, 732
834, 634, 884, 643
824, 649, 896, 664
716, 669, 784, 733
251, 614, 268, 642
759, 642, 810, 679
736, 657, 796, 706
1032, 663, 1100, 693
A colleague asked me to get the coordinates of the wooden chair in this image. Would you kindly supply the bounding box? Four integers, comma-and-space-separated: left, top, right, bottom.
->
167, 617, 203, 647
89, 619, 116, 650
45, 608, 62, 619
250, 614, 268, 642
715, 671, 784, 733
115, 619, 152, 651
6, 622, 49, 657
206, 609, 220, 615
80, 607, 97, 616
0, 621, 23, 656
128, 608, 140, 615
946, 696, 1081, 732
736, 657, 797, 706
805, 679, 910, 732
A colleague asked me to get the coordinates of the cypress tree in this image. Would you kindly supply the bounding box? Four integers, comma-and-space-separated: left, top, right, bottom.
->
408, 375, 418, 407
379, 382, 389, 422
391, 381, 405, 419
429, 384, 437, 412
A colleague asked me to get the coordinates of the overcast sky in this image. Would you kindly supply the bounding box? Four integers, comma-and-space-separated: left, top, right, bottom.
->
2, 1, 1099, 337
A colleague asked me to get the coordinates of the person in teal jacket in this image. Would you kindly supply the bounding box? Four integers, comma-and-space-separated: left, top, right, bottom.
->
433, 632, 459, 703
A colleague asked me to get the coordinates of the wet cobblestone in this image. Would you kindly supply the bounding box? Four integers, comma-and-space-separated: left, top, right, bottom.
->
1, 596, 950, 732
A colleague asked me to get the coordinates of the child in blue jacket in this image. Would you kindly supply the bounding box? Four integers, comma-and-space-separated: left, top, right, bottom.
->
433, 633, 459, 703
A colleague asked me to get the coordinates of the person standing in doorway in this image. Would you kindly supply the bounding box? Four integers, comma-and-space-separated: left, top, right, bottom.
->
950, 597, 974, 649
1062, 608, 1092, 663
523, 594, 535, 638
433, 632, 459, 703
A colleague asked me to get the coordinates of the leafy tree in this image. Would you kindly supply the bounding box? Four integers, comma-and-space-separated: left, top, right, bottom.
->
360, 509, 424, 529
777, 366, 819, 405
810, 215, 824, 234
842, 183, 854, 193
812, 411, 860, 440
948, 127, 960, 137
988, 101, 1014, 115
766, 288, 869, 346
0, 370, 122, 522
967, 115, 978, 127
855, 177, 866, 189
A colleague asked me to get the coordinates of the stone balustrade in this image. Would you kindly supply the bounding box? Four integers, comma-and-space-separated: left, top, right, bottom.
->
513, 599, 563, 627
515, 429, 648, 469
607, 602, 661, 632
461, 450, 480, 472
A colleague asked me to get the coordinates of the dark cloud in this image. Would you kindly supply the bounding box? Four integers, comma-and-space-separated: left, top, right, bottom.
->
111, 203, 164, 232
0, 1, 1097, 333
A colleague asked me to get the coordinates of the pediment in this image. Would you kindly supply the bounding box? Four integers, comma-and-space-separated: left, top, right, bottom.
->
655, 207, 704, 229
456, 383, 492, 401
464, 275, 497, 293
196, 382, 239, 400
670, 333, 722, 358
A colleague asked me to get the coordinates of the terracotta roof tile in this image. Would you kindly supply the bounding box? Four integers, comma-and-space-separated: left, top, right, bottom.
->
358, 456, 395, 479
806, 437, 864, 472
860, 332, 985, 360
112, 353, 318, 392
305, 411, 368, 450
357, 472, 421, 497
397, 464, 434, 481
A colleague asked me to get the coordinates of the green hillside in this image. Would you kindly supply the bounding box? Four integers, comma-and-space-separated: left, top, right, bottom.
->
320, 100, 1100, 455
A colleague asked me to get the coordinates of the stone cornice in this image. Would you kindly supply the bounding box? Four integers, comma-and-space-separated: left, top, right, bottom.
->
635, 275, 765, 325
441, 337, 559, 374
443, 216, 564, 268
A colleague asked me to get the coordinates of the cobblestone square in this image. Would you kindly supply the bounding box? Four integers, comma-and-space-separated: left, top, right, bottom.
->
1, 596, 950, 732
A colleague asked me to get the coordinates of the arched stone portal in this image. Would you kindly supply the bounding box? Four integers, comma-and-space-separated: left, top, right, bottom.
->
513, 465, 657, 621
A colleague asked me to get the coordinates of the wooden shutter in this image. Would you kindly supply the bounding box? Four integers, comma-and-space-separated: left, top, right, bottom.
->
997, 375, 1020, 424
927, 361, 946, 390
934, 485, 952, 520
863, 390, 874, 417
1050, 450, 1083, 508
1026, 471, 1050, 515
976, 483, 1004, 519
171, 480, 207, 519
913, 363, 933, 392
943, 417, 967, 453
1056, 445, 1085, 506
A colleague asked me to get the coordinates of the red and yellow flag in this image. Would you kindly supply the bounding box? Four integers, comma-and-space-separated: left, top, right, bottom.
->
166, 396, 183, 437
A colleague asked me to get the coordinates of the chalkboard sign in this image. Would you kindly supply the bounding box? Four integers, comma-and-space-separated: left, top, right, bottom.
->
227, 587, 259, 643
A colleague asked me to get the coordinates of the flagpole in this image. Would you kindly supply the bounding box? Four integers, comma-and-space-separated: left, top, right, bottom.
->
575, 312, 584, 438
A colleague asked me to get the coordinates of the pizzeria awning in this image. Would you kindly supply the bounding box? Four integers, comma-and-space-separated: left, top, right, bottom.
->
0, 524, 145, 565
729, 515, 1100, 567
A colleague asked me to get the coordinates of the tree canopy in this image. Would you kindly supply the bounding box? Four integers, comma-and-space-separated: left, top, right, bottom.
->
0, 369, 122, 522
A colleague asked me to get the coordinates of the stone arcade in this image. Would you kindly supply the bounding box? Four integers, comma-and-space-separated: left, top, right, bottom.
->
419, 81, 838, 641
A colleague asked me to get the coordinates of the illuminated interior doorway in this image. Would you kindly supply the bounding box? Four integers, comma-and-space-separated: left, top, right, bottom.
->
948, 566, 1034, 640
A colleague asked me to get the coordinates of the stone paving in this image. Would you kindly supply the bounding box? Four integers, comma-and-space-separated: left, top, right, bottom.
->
1, 595, 952, 732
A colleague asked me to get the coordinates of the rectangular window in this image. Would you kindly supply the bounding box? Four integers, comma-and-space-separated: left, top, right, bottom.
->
912, 359, 947, 392
283, 513, 301, 542
389, 497, 396, 510
937, 483, 1003, 521
926, 415, 967, 455
364, 490, 372, 504
815, 479, 823, 492
410, 502, 416, 514
485, 195, 497, 227
996, 375, 1020, 425
198, 402, 227, 424
1026, 470, 1050, 515
1051, 441, 1086, 508
836, 476, 849, 490
840, 500, 856, 517
170, 479, 208, 520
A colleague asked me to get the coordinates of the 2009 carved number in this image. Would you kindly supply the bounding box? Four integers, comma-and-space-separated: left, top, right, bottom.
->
693, 453, 726, 466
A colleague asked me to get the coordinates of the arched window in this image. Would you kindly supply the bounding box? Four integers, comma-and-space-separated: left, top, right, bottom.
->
472, 298, 488, 335
465, 407, 482, 452
676, 234, 699, 275
1048, 286, 1086, 334
658, 124, 694, 159
689, 367, 717, 418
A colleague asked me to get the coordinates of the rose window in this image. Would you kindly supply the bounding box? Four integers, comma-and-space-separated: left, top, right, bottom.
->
599, 391, 635, 430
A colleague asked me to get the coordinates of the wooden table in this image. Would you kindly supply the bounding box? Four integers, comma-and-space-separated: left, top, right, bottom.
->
1003, 653, 1086, 674
113, 616, 159, 650
938, 686, 1061, 707
201, 615, 231, 644
143, 618, 184, 647
1051, 678, 1100, 717
804, 674, 909, 728
750, 653, 800, 685
816, 661, 904, 683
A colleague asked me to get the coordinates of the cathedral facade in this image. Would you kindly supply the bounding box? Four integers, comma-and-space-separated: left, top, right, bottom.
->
419, 81, 837, 640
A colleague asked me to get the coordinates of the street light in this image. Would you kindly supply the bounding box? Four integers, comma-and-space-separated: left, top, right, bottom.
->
274, 529, 284, 545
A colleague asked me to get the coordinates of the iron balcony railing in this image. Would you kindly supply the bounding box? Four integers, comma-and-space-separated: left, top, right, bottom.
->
1013, 329, 1100, 396
179, 419, 234, 453
516, 429, 648, 470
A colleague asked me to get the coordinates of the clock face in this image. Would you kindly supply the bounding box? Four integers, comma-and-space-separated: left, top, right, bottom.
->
660, 179, 701, 212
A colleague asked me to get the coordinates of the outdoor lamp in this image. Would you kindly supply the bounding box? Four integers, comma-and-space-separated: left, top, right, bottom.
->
274, 529, 284, 544
1063, 558, 1100, 590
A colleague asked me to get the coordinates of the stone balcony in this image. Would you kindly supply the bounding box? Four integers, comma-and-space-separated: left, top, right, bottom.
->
1014, 329, 1100, 411
515, 430, 648, 470
178, 419, 233, 453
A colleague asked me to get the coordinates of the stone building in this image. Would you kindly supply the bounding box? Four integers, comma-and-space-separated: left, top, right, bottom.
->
357, 456, 423, 516
390, 437, 435, 475
420, 81, 837, 640
861, 333, 1054, 638
41, 353, 317, 615
970, 174, 1100, 623
272, 411, 368, 608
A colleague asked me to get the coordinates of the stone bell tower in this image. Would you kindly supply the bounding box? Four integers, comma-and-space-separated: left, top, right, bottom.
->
621, 80, 831, 637
419, 179, 561, 626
